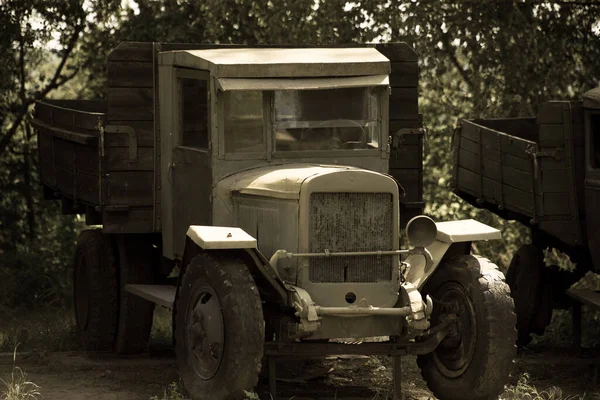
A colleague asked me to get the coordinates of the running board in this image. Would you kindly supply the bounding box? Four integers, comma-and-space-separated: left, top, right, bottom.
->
125, 284, 176, 309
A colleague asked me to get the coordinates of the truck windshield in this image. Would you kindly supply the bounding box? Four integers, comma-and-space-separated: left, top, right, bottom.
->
273, 87, 380, 151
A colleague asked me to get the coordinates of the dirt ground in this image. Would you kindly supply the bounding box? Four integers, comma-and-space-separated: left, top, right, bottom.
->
2, 346, 600, 400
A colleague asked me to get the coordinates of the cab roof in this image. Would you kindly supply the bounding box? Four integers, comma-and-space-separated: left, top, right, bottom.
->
584, 87, 600, 109
158, 47, 390, 78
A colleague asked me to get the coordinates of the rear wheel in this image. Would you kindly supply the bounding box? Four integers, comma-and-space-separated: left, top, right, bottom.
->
505, 244, 552, 346
417, 255, 516, 400
114, 234, 157, 354
175, 253, 264, 400
73, 230, 119, 351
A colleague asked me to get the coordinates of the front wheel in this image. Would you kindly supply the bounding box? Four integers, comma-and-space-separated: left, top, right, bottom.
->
174, 253, 264, 400
417, 255, 517, 400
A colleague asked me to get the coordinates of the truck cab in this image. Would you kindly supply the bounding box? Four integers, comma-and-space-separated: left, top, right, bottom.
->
158, 47, 393, 263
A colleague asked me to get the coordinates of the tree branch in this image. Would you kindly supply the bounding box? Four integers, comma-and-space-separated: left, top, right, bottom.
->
441, 33, 475, 92
0, 21, 84, 158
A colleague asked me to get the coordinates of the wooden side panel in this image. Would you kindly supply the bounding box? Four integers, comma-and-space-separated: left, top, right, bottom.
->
453, 110, 585, 246
389, 134, 422, 169
104, 121, 154, 147
54, 167, 100, 204
108, 148, 154, 171
33, 100, 105, 212
376, 43, 423, 227
107, 88, 154, 121
537, 101, 584, 125
108, 61, 153, 88
103, 208, 155, 233
104, 171, 154, 206
390, 168, 422, 203
38, 131, 56, 187
106, 42, 156, 232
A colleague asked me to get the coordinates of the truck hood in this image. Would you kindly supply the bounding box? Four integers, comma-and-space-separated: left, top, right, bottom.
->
216, 163, 365, 200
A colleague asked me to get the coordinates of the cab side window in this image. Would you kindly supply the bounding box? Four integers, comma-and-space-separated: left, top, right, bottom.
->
180, 78, 209, 148
223, 90, 265, 153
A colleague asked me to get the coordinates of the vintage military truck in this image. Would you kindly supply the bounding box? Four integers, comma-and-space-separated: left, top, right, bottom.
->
33, 41, 516, 400
452, 88, 600, 346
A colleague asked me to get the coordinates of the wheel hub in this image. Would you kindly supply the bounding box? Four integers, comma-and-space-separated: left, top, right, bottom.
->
187, 285, 224, 380
432, 283, 477, 378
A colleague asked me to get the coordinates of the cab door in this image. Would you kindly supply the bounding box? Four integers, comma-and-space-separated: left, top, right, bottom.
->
160, 67, 212, 259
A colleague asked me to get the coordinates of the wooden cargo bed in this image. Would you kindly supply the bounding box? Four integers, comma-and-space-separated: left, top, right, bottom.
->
452, 101, 586, 247
34, 100, 106, 209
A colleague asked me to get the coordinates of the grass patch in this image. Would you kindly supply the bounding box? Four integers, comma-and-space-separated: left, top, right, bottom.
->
150, 306, 173, 349
0, 347, 42, 400
502, 373, 587, 400
0, 308, 79, 353
151, 382, 184, 400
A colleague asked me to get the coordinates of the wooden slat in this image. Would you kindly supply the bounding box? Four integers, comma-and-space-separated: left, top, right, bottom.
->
390, 136, 422, 169
458, 148, 535, 193
37, 99, 106, 113
108, 87, 154, 121
541, 193, 572, 216
461, 120, 536, 160
389, 87, 419, 120
538, 123, 584, 148
102, 207, 154, 233
54, 166, 100, 204
36, 101, 105, 133
455, 165, 573, 219
375, 43, 418, 62
32, 118, 98, 146
504, 153, 532, 173
540, 168, 570, 192
104, 120, 154, 148
108, 42, 154, 62
108, 61, 154, 88
107, 147, 154, 171
459, 136, 533, 173
53, 138, 75, 171
75, 145, 99, 175
105, 171, 154, 206
390, 168, 422, 202
38, 134, 56, 187
389, 62, 418, 88
537, 101, 584, 125
389, 119, 422, 132
456, 167, 536, 217
473, 117, 537, 142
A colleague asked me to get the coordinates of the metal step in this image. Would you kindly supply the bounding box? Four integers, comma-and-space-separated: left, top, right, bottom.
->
568, 288, 600, 309
125, 284, 176, 309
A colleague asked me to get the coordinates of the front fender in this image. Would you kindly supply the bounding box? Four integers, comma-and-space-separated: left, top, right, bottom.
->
405, 219, 501, 289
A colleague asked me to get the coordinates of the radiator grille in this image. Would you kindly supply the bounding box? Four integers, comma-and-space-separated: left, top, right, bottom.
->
309, 192, 394, 283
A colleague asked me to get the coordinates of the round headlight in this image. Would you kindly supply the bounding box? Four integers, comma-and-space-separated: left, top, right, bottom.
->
406, 215, 437, 247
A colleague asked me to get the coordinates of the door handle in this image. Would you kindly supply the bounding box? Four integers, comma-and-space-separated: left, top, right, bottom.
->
167, 161, 176, 184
